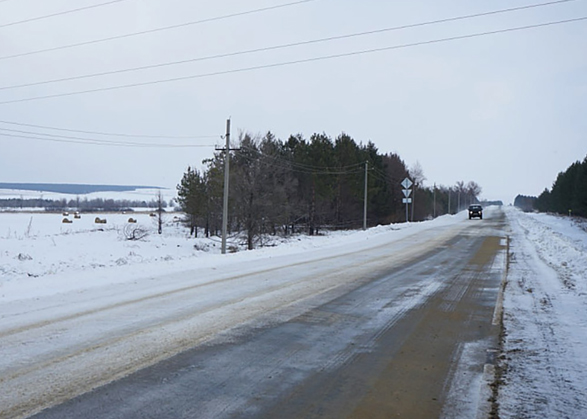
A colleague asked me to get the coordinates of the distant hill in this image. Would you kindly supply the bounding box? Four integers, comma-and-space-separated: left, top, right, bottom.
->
0, 183, 161, 195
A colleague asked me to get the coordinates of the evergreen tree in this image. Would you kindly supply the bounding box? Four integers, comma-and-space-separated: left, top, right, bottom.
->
535, 188, 552, 213
176, 167, 205, 236
532, 154, 587, 217
571, 156, 587, 217
174, 129, 488, 248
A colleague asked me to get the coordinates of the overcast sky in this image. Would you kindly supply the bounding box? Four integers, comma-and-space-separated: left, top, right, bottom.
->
1, 0, 586, 204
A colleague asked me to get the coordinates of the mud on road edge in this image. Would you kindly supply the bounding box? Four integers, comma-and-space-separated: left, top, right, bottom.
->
488, 235, 510, 419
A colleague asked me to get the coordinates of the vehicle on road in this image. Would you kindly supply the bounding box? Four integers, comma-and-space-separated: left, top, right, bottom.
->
468, 204, 483, 220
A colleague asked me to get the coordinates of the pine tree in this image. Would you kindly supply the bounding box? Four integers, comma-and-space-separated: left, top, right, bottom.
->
176, 167, 205, 236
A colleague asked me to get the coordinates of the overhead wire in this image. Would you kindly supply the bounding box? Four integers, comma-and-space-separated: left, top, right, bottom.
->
0, 132, 217, 148
0, 119, 218, 139
236, 145, 369, 175
0, 128, 217, 148
237, 151, 354, 176
235, 151, 322, 175
366, 165, 416, 186
0, 0, 578, 91
369, 170, 392, 185
0, 0, 318, 61
248, 155, 365, 176
1, 16, 585, 105
370, 166, 415, 186
240, 144, 367, 171
370, 166, 393, 182
0, 0, 134, 29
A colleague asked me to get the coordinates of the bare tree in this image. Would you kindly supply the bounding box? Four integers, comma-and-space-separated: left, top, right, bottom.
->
466, 181, 482, 206
455, 181, 466, 212
466, 181, 482, 198
409, 161, 427, 221
232, 133, 267, 250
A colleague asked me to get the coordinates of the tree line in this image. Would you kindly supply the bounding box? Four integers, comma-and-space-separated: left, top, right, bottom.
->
177, 131, 483, 249
0, 197, 169, 211
533, 155, 587, 217
513, 195, 536, 212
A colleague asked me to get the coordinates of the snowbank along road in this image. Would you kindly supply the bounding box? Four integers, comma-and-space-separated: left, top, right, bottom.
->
498, 208, 587, 418
1, 207, 507, 418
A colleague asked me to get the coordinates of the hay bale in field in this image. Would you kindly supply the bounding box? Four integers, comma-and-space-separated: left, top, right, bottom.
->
94, 217, 107, 224
62, 218, 73, 224
128, 218, 137, 223
74, 212, 81, 219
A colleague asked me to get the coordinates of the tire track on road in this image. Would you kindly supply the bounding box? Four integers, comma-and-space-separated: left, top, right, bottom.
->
0, 224, 466, 341
3, 227, 468, 419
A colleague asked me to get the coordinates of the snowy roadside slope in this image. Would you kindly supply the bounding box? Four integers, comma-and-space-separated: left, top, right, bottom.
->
1, 210, 471, 302
0, 212, 198, 290
500, 207, 587, 418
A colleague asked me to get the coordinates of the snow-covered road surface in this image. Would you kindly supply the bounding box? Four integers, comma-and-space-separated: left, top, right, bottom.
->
21, 207, 507, 419
1, 210, 481, 419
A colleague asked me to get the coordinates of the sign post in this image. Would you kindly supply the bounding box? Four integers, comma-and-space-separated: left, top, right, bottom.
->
401, 177, 413, 223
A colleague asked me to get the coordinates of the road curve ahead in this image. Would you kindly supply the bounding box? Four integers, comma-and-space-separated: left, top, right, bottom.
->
12, 208, 506, 419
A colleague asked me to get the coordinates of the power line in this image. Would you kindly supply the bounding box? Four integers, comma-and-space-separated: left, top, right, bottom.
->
0, 0, 317, 61
1, 16, 585, 105
370, 166, 393, 180
239, 145, 370, 174
0, 128, 217, 148
260, 152, 365, 172
0, 119, 218, 139
0, 0, 133, 29
239, 151, 365, 175
0, 0, 577, 91
0, 132, 217, 148
369, 170, 391, 185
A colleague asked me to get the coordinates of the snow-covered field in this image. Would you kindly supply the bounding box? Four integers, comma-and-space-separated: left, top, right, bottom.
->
0, 211, 201, 299
0, 209, 466, 302
500, 207, 587, 418
0, 187, 176, 203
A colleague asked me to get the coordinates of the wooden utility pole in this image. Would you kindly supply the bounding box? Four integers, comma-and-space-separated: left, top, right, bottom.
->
221, 119, 230, 254
433, 183, 436, 218
411, 186, 415, 222
363, 161, 368, 230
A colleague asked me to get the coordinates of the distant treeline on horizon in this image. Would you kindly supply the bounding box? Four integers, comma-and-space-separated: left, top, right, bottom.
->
0, 183, 160, 195
514, 154, 587, 218
0, 197, 169, 211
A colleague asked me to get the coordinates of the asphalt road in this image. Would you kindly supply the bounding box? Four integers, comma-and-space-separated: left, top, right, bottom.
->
13, 210, 507, 419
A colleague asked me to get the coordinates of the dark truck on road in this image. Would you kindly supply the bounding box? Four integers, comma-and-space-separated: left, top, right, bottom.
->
468, 204, 483, 219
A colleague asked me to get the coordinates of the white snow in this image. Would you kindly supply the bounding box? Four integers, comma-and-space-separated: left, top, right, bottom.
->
0, 209, 468, 302
0, 211, 201, 300
500, 207, 587, 417
0, 187, 175, 203
1, 204, 586, 418
0, 208, 476, 418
